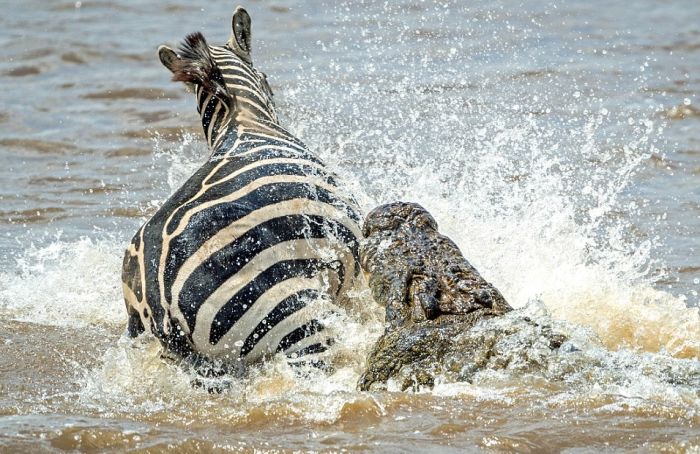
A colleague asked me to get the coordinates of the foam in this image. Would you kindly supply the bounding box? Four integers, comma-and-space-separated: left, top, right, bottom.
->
0, 236, 125, 329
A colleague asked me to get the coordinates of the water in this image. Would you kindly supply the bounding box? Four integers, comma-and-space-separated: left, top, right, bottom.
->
1, 0, 699, 451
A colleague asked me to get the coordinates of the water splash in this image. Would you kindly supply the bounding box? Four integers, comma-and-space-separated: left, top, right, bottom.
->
272, 4, 698, 361
77, 331, 382, 425
0, 235, 124, 329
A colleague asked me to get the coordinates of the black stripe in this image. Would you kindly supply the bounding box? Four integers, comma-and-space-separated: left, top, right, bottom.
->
204, 149, 323, 185
138, 160, 221, 336
213, 130, 309, 158
165, 178, 358, 237
238, 132, 307, 150
208, 259, 335, 345
182, 161, 340, 211
175, 214, 353, 331
220, 69, 260, 89
290, 342, 329, 358
276, 320, 325, 353
240, 289, 319, 356
201, 96, 219, 141
162, 183, 360, 307
209, 108, 226, 144
215, 58, 257, 77
121, 248, 143, 302
197, 91, 210, 113
132, 228, 142, 250
165, 160, 343, 236
235, 98, 273, 122
218, 76, 268, 105
163, 187, 360, 305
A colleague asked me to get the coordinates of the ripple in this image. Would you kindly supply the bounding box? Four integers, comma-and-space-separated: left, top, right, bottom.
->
105, 146, 152, 158
82, 87, 182, 101
123, 126, 201, 142
510, 69, 558, 80
0, 138, 81, 155
129, 109, 176, 124
270, 5, 291, 13
60, 52, 86, 64
663, 103, 700, 120
678, 266, 700, 275
13, 48, 53, 61
104, 206, 154, 218
66, 183, 124, 195
5, 66, 41, 77
0, 207, 68, 224
27, 176, 88, 185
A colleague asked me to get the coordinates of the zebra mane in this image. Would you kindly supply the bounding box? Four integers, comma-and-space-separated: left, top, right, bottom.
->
171, 32, 235, 110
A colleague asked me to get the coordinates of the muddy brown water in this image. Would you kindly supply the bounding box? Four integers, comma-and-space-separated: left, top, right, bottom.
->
1, 1, 700, 452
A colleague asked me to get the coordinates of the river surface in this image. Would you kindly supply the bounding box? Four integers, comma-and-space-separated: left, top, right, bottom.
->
1, 0, 700, 452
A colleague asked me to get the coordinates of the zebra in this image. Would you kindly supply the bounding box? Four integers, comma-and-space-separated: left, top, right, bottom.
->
121, 6, 363, 375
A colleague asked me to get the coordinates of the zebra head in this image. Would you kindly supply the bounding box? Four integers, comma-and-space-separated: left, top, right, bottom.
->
158, 6, 277, 149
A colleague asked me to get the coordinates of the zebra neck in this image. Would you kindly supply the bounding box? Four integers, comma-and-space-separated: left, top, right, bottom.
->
209, 120, 307, 159
200, 102, 232, 149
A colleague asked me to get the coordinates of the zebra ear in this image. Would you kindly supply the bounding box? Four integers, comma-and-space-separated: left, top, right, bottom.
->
158, 45, 179, 73
229, 6, 252, 63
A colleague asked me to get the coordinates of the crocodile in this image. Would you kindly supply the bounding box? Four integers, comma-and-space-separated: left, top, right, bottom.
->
357, 202, 567, 391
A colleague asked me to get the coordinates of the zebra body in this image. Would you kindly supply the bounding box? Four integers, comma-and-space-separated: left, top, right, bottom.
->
121, 7, 362, 371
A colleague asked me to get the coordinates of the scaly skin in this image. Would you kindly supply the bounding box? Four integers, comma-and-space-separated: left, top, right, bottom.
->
358, 202, 545, 391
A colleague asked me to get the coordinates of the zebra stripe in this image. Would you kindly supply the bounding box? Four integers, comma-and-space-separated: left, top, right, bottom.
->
168, 199, 361, 311
121, 9, 362, 370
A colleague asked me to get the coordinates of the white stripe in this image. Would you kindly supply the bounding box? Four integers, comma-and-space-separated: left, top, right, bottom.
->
234, 141, 308, 160
206, 156, 329, 187
157, 157, 231, 323
199, 93, 213, 116
218, 67, 258, 85
236, 99, 275, 122
214, 58, 257, 78
206, 102, 223, 143
189, 237, 343, 354
220, 81, 270, 107
284, 329, 331, 355
245, 295, 332, 362
242, 131, 309, 152
201, 276, 319, 358
164, 172, 348, 242
169, 197, 361, 324
232, 143, 316, 160
286, 349, 333, 366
